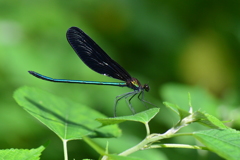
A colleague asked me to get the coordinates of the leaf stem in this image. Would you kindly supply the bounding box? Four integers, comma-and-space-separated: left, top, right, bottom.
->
145, 122, 150, 136
63, 140, 68, 160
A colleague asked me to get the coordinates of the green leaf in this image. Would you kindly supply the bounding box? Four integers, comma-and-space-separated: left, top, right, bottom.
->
13, 86, 121, 141
96, 108, 159, 126
163, 102, 190, 120
162, 102, 180, 115
160, 84, 219, 116
0, 145, 45, 160
194, 111, 228, 129
193, 129, 240, 160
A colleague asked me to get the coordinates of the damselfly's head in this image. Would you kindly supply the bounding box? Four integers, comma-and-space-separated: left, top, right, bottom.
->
143, 84, 150, 92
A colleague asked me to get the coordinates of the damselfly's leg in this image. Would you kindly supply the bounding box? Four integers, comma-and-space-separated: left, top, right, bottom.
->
114, 89, 157, 117
137, 91, 157, 108
114, 91, 135, 117
125, 91, 138, 115
137, 91, 148, 108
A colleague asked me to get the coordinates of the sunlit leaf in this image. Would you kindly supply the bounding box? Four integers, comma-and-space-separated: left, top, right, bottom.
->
96, 108, 159, 126
163, 102, 190, 120
193, 111, 228, 129
13, 86, 121, 141
160, 84, 219, 116
0, 145, 45, 160
193, 129, 240, 160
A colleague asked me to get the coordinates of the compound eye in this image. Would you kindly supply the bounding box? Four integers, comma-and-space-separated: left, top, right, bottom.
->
144, 84, 150, 92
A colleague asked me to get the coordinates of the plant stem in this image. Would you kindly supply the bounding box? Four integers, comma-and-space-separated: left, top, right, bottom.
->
63, 140, 68, 160
149, 144, 208, 150
118, 136, 149, 156
119, 113, 197, 156
145, 122, 150, 136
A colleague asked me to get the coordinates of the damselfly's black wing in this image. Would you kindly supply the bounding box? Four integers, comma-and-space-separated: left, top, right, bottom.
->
66, 27, 132, 81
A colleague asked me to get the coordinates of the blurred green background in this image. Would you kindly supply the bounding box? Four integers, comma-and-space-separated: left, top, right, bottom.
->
1, 0, 240, 159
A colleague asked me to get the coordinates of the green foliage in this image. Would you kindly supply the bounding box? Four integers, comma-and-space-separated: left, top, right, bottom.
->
96, 108, 159, 126
193, 129, 240, 160
0, 145, 45, 160
163, 102, 190, 119
8, 85, 240, 160
13, 86, 121, 140
194, 112, 228, 129
1, 1, 240, 159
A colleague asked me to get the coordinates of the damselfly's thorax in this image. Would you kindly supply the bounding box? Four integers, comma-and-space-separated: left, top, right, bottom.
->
126, 78, 150, 92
